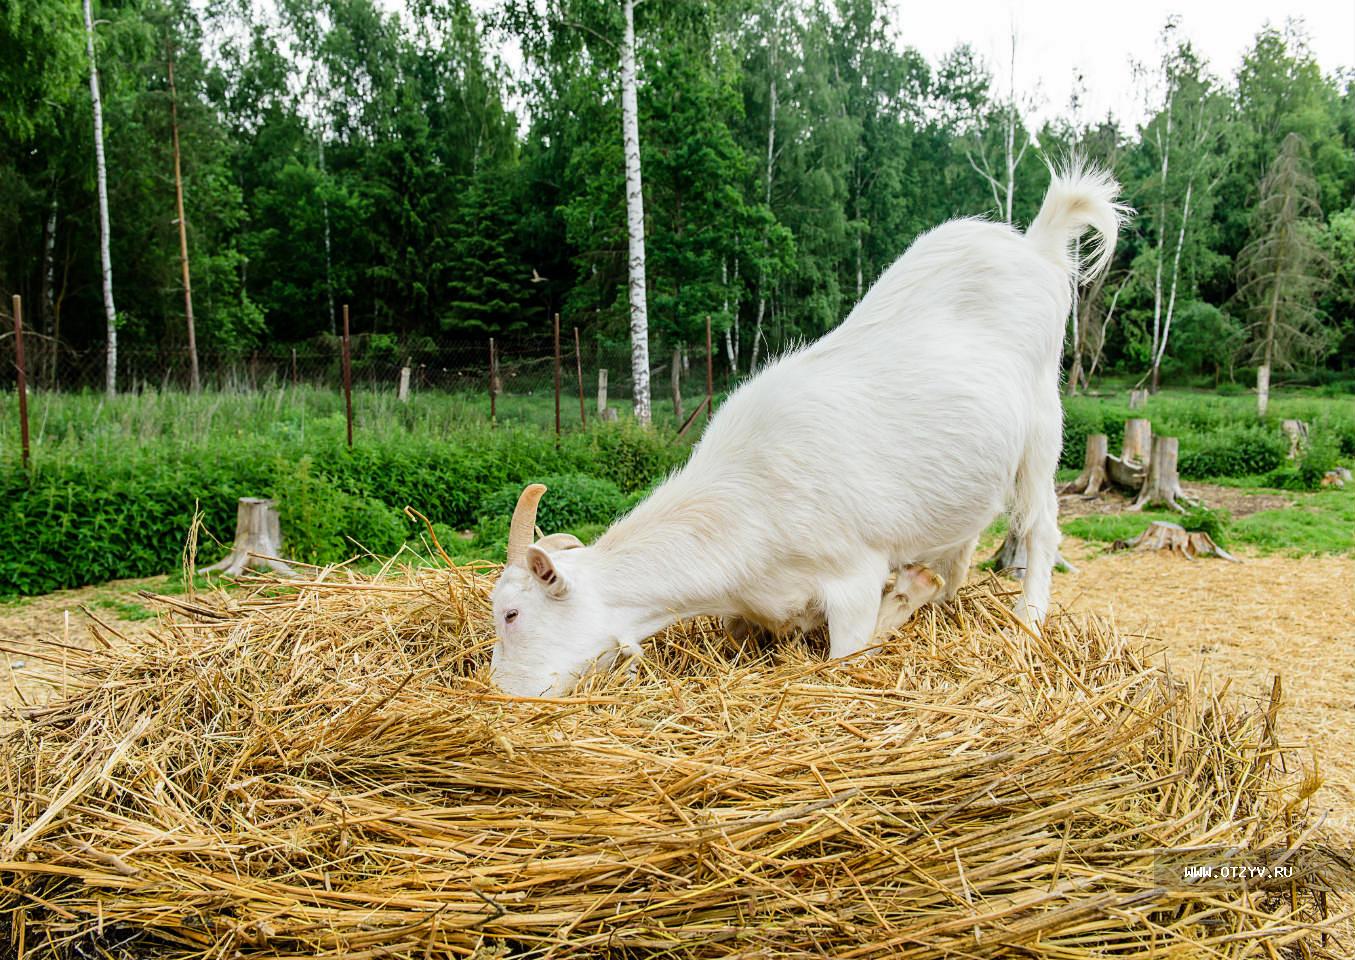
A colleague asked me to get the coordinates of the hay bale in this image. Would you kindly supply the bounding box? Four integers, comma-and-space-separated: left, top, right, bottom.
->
1, 565, 1341, 958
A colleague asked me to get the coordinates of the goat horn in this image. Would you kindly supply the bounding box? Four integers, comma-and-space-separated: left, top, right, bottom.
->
507, 484, 547, 566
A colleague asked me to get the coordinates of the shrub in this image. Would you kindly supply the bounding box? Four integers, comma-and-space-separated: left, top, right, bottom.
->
1177, 426, 1288, 480
480, 473, 628, 535
1265, 434, 1344, 491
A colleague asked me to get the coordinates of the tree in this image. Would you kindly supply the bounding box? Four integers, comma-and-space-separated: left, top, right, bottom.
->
83, 0, 118, 397
1233, 133, 1329, 416
619, 0, 652, 423
1132, 24, 1226, 392
166, 39, 199, 392
965, 26, 1036, 224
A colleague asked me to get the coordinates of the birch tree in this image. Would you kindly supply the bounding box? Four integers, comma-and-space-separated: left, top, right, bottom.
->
83, 0, 118, 396
966, 27, 1035, 224
1136, 27, 1222, 392
619, 0, 652, 423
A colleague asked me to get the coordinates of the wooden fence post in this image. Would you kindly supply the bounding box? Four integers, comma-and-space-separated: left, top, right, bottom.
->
597, 368, 608, 415
573, 326, 586, 426
341, 303, 352, 447
398, 363, 411, 402
553, 313, 562, 438
12, 295, 30, 469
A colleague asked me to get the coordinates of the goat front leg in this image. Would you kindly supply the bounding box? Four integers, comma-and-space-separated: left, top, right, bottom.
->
825, 562, 891, 660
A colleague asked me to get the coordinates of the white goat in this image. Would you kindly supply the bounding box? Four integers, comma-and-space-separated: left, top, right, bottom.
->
491, 164, 1126, 697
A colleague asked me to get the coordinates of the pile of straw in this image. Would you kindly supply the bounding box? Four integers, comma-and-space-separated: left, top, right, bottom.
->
1, 564, 1341, 958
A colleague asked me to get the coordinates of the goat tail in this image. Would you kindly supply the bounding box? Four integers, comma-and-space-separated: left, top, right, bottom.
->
1025, 159, 1131, 284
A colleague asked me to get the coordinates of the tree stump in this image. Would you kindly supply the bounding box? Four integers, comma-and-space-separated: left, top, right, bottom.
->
1128, 388, 1148, 410
1106, 417, 1151, 490
1130, 435, 1197, 513
1121, 418, 1152, 466
202, 497, 297, 577
1282, 419, 1308, 459
987, 531, 1077, 579
1113, 521, 1238, 561
1059, 434, 1109, 496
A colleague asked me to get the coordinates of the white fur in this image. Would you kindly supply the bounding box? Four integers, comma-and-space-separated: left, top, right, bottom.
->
490, 164, 1126, 697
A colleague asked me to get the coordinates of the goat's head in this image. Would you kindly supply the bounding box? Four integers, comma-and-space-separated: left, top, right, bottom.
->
489, 485, 639, 697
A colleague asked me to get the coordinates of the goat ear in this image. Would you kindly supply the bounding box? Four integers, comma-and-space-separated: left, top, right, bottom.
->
535, 532, 584, 552
527, 545, 570, 599
896, 565, 944, 605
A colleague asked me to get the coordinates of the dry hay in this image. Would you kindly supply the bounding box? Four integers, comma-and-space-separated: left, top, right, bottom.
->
0, 564, 1346, 959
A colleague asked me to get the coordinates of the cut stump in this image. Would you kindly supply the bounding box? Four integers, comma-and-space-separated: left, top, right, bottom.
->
202, 497, 296, 577
1129, 435, 1197, 513
1282, 419, 1309, 459
1121, 418, 1152, 466
1059, 434, 1109, 496
1112, 521, 1238, 561
1128, 388, 1148, 410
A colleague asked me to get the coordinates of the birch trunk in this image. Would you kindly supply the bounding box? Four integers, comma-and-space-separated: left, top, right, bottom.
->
84, 0, 118, 397
42, 195, 57, 337
318, 133, 335, 335
1258, 279, 1279, 418
1151, 177, 1192, 392
620, 0, 651, 425
1148, 95, 1173, 386
752, 13, 776, 375
167, 42, 200, 393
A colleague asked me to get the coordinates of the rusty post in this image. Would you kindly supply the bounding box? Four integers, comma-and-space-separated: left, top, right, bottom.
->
488, 337, 497, 423
12, 295, 30, 469
705, 315, 713, 425
341, 303, 353, 448
573, 326, 586, 426
553, 313, 562, 438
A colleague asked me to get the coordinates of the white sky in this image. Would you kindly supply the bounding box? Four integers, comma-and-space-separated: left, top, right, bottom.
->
892, 0, 1355, 130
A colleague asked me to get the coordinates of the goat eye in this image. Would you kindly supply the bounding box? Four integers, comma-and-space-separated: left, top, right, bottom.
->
504, 609, 519, 624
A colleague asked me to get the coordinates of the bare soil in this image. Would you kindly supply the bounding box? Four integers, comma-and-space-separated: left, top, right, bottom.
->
1058, 481, 1296, 518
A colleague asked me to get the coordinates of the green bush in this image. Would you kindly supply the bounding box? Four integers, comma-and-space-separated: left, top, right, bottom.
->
1177, 426, 1288, 479
1265, 434, 1345, 491
481, 473, 628, 535
0, 413, 687, 597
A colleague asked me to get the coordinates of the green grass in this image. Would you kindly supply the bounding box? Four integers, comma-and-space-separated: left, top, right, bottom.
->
1062, 485, 1354, 557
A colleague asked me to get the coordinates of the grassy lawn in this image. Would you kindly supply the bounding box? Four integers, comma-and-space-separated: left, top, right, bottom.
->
1060, 485, 1355, 556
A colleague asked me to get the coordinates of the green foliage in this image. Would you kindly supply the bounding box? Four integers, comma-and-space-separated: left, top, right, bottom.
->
0, 389, 690, 597
1179, 504, 1231, 545
482, 473, 628, 535
269, 456, 407, 563
1264, 433, 1344, 490
1178, 426, 1289, 479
